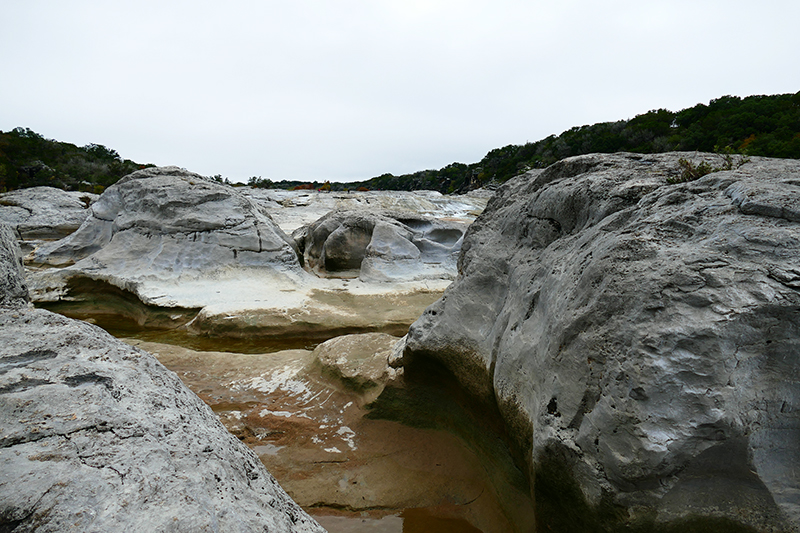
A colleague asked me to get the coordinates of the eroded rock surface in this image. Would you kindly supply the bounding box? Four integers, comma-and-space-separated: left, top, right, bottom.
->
32, 166, 299, 270
296, 209, 467, 282
0, 187, 97, 241
405, 152, 800, 531
26, 169, 454, 338
309, 332, 401, 404
0, 226, 323, 532
0, 224, 28, 308
243, 188, 490, 234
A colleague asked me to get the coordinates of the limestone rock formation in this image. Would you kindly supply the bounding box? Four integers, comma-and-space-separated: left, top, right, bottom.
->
0, 187, 97, 241
404, 152, 800, 531
309, 332, 402, 404
243, 187, 489, 234
32, 166, 299, 271
24, 168, 450, 339
296, 209, 467, 282
0, 224, 29, 309
0, 225, 323, 532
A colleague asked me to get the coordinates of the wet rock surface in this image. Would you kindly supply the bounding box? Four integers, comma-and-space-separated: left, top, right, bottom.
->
405, 152, 800, 531
125, 334, 534, 533
0, 229, 323, 532
309, 332, 401, 404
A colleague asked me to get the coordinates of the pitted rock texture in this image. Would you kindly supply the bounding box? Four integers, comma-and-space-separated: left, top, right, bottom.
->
0, 237, 323, 532
405, 152, 800, 531
295, 209, 467, 282
0, 187, 97, 240
0, 224, 28, 308
32, 166, 300, 274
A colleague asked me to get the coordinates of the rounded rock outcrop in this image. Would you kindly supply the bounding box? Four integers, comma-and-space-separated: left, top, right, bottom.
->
0, 223, 323, 532
309, 332, 402, 404
405, 152, 800, 531
296, 209, 467, 282
0, 186, 97, 241
32, 166, 300, 274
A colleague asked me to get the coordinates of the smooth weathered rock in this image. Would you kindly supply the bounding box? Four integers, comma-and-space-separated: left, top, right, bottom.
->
310, 332, 402, 404
0, 234, 323, 532
0, 224, 29, 309
32, 166, 299, 270
405, 152, 800, 531
0, 187, 97, 240
26, 169, 454, 338
243, 188, 490, 234
297, 209, 467, 282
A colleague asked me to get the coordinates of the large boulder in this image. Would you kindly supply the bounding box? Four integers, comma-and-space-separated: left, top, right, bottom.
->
0, 225, 323, 532
32, 166, 299, 272
404, 152, 800, 531
0, 186, 97, 241
309, 332, 402, 404
296, 209, 467, 282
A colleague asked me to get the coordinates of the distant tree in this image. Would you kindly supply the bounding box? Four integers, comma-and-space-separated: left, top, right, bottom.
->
0, 128, 150, 191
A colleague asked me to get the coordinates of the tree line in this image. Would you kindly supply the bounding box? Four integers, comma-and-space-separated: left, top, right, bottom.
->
0, 127, 150, 193
3, 91, 799, 193
341, 91, 800, 193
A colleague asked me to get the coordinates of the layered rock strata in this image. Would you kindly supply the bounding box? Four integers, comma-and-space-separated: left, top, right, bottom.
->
0, 186, 97, 240
404, 152, 800, 531
0, 224, 323, 532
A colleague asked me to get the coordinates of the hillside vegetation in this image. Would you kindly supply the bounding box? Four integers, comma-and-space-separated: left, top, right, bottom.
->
0, 128, 150, 193
340, 91, 800, 193
3, 92, 799, 193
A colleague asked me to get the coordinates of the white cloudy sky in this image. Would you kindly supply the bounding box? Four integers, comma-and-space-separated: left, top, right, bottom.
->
2, 1, 798, 183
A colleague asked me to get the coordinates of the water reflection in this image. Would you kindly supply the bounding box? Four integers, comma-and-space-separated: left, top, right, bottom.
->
312, 508, 482, 533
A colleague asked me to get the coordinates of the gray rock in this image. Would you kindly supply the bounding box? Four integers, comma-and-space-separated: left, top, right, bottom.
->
309, 332, 402, 404
0, 229, 323, 532
0, 187, 97, 240
405, 152, 800, 531
244, 188, 489, 234
0, 224, 29, 309
298, 209, 467, 282
31, 166, 300, 274
21, 175, 453, 339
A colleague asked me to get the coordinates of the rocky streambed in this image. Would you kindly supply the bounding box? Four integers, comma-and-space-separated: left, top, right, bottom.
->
3, 153, 800, 532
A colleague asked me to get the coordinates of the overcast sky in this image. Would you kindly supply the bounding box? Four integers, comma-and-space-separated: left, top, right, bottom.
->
2, 1, 798, 183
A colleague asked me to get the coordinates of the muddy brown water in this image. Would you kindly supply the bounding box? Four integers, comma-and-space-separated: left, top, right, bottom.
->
40, 308, 534, 532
